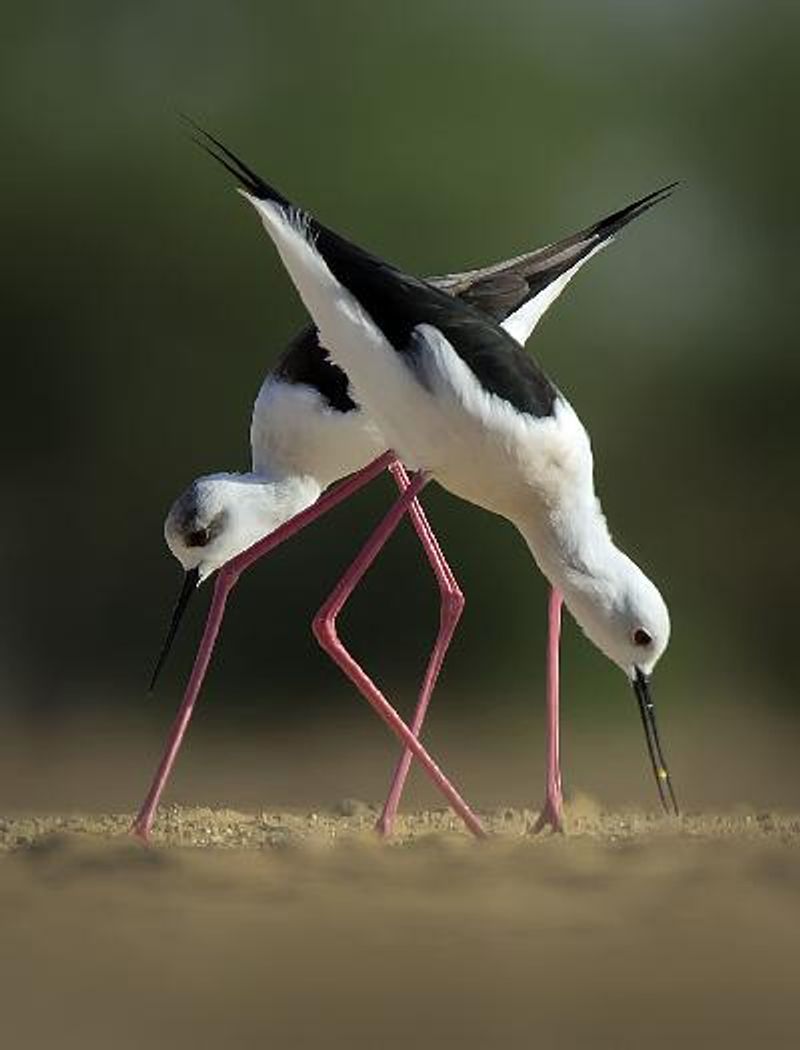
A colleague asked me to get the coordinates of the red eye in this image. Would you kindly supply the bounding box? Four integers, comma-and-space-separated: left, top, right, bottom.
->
633, 628, 652, 647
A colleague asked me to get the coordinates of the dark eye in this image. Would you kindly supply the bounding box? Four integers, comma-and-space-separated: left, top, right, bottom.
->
633, 628, 652, 647
186, 528, 209, 548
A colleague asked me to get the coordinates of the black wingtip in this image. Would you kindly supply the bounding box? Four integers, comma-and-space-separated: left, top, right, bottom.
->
179, 115, 290, 208
585, 180, 680, 244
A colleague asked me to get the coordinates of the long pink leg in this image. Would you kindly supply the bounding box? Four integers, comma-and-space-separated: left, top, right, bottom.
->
533, 587, 565, 833
131, 451, 396, 840
375, 460, 464, 837
312, 470, 485, 839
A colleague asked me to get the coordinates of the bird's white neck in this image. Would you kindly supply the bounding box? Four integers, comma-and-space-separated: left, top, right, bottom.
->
516, 476, 618, 596
514, 472, 666, 674
239, 469, 324, 529
202, 469, 324, 569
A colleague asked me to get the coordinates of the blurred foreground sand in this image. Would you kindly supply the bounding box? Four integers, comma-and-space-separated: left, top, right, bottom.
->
1, 805, 799, 1050
1, 705, 798, 1049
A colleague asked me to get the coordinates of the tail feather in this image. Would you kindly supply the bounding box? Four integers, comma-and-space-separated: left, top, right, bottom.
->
583, 182, 678, 244
182, 116, 291, 208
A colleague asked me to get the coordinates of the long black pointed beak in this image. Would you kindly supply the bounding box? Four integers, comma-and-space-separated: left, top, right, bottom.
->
149, 567, 200, 692
633, 667, 679, 817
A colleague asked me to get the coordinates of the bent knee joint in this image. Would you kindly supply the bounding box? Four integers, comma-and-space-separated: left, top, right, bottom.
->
443, 587, 465, 619
312, 608, 338, 646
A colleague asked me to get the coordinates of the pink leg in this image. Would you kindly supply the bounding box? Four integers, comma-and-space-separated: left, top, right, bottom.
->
375, 460, 464, 837
131, 451, 395, 840
312, 470, 485, 839
533, 587, 564, 834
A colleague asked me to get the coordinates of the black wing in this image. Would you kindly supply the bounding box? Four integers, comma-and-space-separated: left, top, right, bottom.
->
273, 325, 357, 413
191, 126, 667, 420
429, 184, 676, 323
270, 188, 674, 414
190, 127, 558, 418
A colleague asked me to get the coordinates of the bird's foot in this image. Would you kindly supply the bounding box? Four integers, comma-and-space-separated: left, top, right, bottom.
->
374, 812, 394, 838
130, 817, 152, 844
531, 795, 565, 835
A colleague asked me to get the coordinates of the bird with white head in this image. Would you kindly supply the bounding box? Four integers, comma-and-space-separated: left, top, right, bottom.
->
134, 129, 678, 840
193, 134, 680, 822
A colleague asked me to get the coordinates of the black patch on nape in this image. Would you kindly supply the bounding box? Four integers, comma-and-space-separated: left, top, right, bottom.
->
431, 182, 678, 326
204, 508, 229, 543
274, 325, 357, 413
174, 488, 201, 537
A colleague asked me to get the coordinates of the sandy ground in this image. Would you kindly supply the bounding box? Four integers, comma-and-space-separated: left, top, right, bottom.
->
1, 804, 799, 1050
1, 707, 799, 1049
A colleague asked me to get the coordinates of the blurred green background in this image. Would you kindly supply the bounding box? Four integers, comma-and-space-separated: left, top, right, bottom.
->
3, 1, 798, 750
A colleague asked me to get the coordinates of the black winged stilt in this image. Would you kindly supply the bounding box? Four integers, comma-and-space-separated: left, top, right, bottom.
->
133, 133, 677, 840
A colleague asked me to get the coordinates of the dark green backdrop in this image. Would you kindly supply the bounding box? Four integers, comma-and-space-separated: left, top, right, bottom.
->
4, 1, 798, 733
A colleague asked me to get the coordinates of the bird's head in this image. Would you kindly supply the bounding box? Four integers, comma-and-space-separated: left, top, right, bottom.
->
563, 552, 678, 816
605, 558, 671, 679
150, 472, 320, 691
164, 474, 262, 583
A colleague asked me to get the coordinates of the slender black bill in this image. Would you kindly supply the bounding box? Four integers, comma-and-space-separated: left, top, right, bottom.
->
148, 568, 200, 693
633, 668, 680, 817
